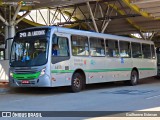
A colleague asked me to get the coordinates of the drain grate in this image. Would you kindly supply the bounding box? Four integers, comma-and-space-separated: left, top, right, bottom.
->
101, 90, 156, 95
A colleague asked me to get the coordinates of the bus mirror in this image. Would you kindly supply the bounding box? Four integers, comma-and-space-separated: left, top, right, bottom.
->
5, 37, 13, 49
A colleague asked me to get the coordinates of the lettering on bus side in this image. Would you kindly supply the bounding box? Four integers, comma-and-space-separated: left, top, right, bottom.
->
90, 59, 96, 65
55, 65, 62, 69
74, 59, 87, 66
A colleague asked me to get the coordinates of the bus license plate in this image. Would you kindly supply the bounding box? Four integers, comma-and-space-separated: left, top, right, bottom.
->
22, 80, 29, 84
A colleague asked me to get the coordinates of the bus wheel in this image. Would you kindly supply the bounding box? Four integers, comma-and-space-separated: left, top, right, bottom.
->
71, 73, 84, 92
130, 70, 138, 86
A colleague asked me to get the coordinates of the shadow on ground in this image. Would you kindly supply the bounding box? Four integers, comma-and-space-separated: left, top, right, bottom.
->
1, 77, 160, 95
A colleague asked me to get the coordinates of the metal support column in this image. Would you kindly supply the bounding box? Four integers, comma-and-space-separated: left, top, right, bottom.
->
86, 2, 99, 32
4, 26, 9, 59
5, 6, 14, 59
0, 5, 30, 59
7, 25, 15, 58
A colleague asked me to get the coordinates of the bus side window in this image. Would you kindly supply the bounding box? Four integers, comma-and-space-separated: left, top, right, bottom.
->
142, 44, 151, 59
71, 35, 89, 56
151, 45, 156, 59
51, 35, 70, 64
58, 37, 69, 56
131, 42, 142, 58
119, 41, 131, 58
90, 37, 105, 56
105, 39, 119, 57
52, 37, 69, 56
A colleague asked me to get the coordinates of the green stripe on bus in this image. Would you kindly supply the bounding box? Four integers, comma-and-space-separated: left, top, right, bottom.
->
138, 68, 156, 70
84, 68, 132, 72
13, 72, 41, 80
51, 70, 74, 73
51, 68, 156, 73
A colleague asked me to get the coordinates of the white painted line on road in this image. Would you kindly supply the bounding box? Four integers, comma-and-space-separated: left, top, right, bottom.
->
146, 94, 160, 99
13, 99, 24, 102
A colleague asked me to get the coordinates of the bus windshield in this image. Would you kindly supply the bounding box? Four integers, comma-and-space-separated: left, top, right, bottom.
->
10, 37, 49, 67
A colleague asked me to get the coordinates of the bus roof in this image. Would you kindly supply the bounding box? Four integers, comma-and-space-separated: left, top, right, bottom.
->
17, 26, 154, 44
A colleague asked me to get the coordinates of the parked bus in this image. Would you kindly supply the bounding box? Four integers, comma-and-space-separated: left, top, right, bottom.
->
9, 26, 157, 92
156, 47, 160, 77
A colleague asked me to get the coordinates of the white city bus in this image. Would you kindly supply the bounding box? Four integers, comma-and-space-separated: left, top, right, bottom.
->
9, 26, 157, 92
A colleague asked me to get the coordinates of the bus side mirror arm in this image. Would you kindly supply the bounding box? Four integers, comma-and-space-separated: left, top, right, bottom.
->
5, 37, 13, 49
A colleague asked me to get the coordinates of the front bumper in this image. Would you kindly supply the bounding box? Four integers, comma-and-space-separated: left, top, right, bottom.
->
9, 74, 51, 87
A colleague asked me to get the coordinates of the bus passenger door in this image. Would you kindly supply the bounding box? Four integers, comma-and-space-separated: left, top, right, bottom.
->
51, 33, 71, 87
88, 37, 106, 83
118, 41, 132, 80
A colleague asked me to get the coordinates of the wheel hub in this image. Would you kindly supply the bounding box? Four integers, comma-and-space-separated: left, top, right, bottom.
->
132, 74, 137, 83
74, 78, 80, 88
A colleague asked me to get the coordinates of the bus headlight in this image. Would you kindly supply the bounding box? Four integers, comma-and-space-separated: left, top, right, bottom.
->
40, 68, 46, 76
9, 72, 13, 77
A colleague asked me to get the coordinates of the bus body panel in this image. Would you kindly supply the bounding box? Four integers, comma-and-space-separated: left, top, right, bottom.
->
132, 59, 157, 79
51, 60, 72, 87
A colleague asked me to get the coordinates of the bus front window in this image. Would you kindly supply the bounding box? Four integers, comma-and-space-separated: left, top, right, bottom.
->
10, 37, 49, 67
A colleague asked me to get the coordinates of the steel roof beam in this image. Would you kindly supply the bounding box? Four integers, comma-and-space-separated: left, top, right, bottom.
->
86, 1, 99, 32
50, 8, 59, 24
66, 6, 77, 22
124, 0, 160, 20
139, 31, 146, 40
149, 32, 156, 41
107, 29, 139, 34
58, 9, 68, 22
101, 19, 111, 33
57, 14, 140, 25
12, 4, 21, 21
16, 11, 31, 25
0, 14, 9, 26
150, 12, 160, 17
38, 10, 47, 25
131, 0, 160, 5
140, 6, 160, 12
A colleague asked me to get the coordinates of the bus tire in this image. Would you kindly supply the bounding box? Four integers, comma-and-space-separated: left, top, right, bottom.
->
71, 72, 84, 92
129, 70, 138, 86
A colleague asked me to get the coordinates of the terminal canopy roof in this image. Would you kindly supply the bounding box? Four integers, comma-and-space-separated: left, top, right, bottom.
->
1, 0, 160, 45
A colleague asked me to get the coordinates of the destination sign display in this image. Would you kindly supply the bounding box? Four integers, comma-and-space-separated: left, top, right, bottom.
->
18, 29, 47, 38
